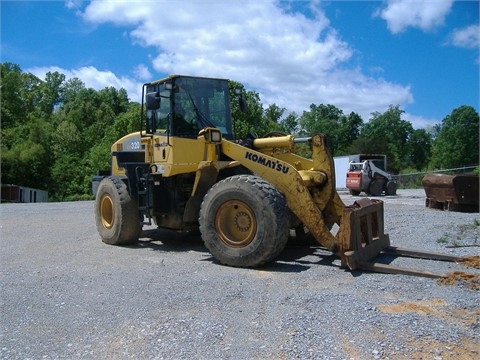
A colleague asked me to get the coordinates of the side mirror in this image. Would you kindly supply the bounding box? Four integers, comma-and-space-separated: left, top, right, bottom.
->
234, 88, 247, 113
239, 97, 247, 113
146, 92, 161, 110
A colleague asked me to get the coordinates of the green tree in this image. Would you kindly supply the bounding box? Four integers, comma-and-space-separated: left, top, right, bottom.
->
39, 71, 65, 117
279, 112, 299, 134
97, 86, 130, 115
110, 102, 142, 139
0, 63, 138, 199
261, 103, 285, 135
1, 63, 45, 129
430, 105, 479, 169
263, 103, 285, 124
351, 105, 413, 173
299, 104, 363, 155
339, 112, 363, 152
229, 81, 264, 138
1, 62, 27, 128
50, 154, 90, 200
52, 121, 83, 157
409, 128, 433, 170
86, 102, 143, 176
1, 63, 56, 191
61, 78, 85, 105
1, 119, 54, 190
300, 104, 342, 135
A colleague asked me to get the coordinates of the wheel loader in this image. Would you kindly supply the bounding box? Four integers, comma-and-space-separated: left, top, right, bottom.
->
93, 75, 469, 277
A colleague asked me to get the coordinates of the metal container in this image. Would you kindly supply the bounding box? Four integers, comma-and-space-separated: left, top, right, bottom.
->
422, 173, 479, 212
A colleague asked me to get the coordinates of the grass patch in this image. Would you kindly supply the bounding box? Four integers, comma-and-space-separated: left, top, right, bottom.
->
437, 234, 449, 244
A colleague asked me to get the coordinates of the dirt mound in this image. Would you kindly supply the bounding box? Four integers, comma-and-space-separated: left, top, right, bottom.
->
459, 255, 480, 269
438, 271, 480, 290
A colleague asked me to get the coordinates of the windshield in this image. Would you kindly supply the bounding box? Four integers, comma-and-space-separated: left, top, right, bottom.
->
173, 77, 233, 138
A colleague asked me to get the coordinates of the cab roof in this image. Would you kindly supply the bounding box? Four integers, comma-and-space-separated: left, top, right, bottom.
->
146, 74, 230, 87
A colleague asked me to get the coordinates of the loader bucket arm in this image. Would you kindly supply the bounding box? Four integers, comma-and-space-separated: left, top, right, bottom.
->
221, 133, 388, 259
221, 135, 340, 251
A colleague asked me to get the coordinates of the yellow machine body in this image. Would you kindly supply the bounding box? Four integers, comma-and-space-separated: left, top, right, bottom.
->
94, 75, 468, 276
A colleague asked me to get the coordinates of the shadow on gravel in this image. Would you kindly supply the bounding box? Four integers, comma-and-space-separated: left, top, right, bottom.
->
128, 228, 209, 253
199, 246, 318, 273
261, 245, 343, 273
200, 256, 315, 273
128, 229, 392, 276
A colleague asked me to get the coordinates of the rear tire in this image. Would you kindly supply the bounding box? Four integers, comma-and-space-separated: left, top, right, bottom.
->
95, 176, 142, 245
349, 189, 361, 196
386, 181, 397, 196
199, 175, 289, 267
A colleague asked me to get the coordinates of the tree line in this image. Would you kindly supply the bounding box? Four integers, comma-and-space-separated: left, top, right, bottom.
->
1, 62, 479, 201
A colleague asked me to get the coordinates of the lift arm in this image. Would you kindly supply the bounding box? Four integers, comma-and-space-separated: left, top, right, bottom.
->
221, 135, 341, 251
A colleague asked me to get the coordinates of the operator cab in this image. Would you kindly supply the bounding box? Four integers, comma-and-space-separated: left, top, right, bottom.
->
143, 75, 234, 139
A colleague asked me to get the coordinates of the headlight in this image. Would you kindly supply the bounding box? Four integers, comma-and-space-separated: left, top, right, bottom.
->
204, 128, 222, 143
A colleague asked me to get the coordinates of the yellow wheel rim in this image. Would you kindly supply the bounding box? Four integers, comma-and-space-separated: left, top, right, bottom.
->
215, 200, 257, 247
100, 194, 114, 229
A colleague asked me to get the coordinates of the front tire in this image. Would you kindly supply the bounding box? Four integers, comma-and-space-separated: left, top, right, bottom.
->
199, 175, 289, 267
368, 179, 383, 197
95, 176, 142, 245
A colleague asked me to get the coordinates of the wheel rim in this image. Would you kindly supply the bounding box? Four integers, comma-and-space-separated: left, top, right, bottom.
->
215, 200, 257, 247
100, 194, 114, 229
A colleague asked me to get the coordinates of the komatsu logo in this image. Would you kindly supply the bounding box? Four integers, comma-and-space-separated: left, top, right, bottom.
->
245, 151, 289, 174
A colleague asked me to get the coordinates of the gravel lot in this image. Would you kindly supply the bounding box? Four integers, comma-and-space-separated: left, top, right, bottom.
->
1, 189, 479, 360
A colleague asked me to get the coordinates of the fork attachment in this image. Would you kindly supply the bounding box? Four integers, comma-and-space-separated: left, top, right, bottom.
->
337, 198, 390, 270
337, 198, 464, 278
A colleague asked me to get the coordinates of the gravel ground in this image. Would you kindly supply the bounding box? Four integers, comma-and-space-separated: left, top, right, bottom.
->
1, 189, 479, 360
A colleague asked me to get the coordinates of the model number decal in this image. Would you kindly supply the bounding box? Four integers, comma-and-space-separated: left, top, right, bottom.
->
130, 141, 141, 150
245, 151, 289, 174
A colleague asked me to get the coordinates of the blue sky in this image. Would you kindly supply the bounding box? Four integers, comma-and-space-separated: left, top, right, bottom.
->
1, 0, 479, 129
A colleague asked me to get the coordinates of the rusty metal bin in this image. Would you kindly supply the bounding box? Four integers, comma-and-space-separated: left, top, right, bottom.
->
422, 173, 479, 212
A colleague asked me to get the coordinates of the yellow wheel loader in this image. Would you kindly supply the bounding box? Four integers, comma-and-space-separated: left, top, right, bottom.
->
93, 75, 470, 277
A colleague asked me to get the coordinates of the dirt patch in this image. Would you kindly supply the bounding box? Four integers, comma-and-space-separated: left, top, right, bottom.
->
338, 335, 361, 359
378, 299, 479, 337
409, 337, 480, 360
377, 299, 445, 316
459, 255, 480, 269
438, 271, 480, 290
450, 308, 480, 327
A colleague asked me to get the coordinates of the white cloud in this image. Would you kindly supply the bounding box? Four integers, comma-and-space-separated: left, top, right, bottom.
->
376, 0, 454, 34
133, 64, 152, 81
27, 66, 143, 102
65, 0, 83, 10
78, 0, 415, 123
403, 112, 440, 129
447, 24, 480, 49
